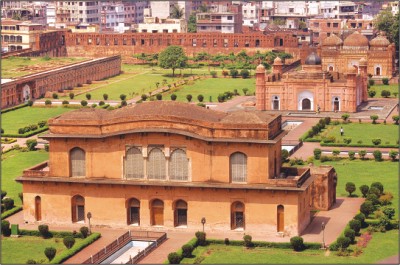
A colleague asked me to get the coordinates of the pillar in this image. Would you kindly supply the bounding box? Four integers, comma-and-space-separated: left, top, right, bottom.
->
255, 64, 266, 111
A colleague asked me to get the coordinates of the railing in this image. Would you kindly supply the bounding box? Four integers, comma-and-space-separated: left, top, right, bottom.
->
82, 231, 167, 264
22, 161, 49, 177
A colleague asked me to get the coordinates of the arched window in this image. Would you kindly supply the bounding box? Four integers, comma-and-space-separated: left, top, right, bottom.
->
127, 198, 140, 225
169, 149, 188, 181
35, 196, 41, 221
174, 200, 188, 227
375, 67, 381, 76
125, 147, 143, 179
277, 205, 284, 232
147, 148, 166, 180
71, 195, 85, 223
230, 152, 247, 183
328, 66, 334, 71
151, 199, 164, 226
272, 96, 280, 110
333, 97, 340, 112
231, 201, 245, 230
70, 147, 85, 177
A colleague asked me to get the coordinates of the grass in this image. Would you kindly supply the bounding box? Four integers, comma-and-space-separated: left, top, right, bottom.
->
1, 150, 49, 204
70, 64, 256, 101
1, 236, 83, 264
1, 106, 73, 134
181, 229, 398, 264
163, 77, 255, 103
310, 123, 398, 145
369, 84, 398, 98
1, 57, 87, 78
312, 159, 398, 219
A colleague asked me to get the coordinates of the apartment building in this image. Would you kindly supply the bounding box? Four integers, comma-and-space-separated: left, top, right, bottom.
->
196, 4, 242, 33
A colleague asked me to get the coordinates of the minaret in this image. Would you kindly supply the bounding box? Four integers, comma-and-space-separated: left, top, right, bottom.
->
272, 56, 283, 77
346, 66, 357, 112
359, 58, 368, 102
256, 64, 266, 111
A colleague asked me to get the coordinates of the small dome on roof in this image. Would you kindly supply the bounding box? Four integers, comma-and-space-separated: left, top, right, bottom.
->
305, 52, 321, 65
322, 34, 343, 46
359, 58, 367, 66
273, 56, 283, 65
369, 35, 390, 47
343, 31, 369, 47
256, 64, 265, 73
347, 66, 357, 74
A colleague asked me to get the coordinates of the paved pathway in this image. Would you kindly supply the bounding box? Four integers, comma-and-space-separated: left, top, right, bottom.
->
377, 255, 400, 264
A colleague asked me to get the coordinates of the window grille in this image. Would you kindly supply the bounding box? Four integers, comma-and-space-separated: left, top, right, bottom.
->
125, 147, 144, 179
230, 152, 247, 183
70, 148, 85, 177
147, 148, 166, 180
169, 149, 188, 181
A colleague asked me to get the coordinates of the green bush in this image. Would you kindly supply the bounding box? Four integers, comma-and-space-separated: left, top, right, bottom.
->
80, 226, 89, 238
354, 213, 366, 227
81, 100, 88, 106
313, 148, 322, 160
86, 93, 91, 100
171, 94, 177, 101
1, 220, 11, 236
332, 149, 340, 157
45, 100, 52, 105
103, 94, 109, 100
26, 259, 37, 264
392, 115, 399, 125
349, 219, 361, 234
242, 88, 249, 96
343, 138, 352, 144
371, 182, 384, 194
348, 151, 356, 160
3, 198, 14, 210
168, 252, 181, 264
370, 115, 379, 124
62, 100, 69, 105
345, 182, 356, 196
240, 69, 250, 78
358, 150, 367, 160
120, 100, 127, 107
281, 149, 289, 162
210, 71, 217, 78
320, 155, 331, 162
341, 114, 350, 122
156, 94, 162, 100
195, 231, 206, 246
381, 90, 391, 98
52, 93, 58, 99
181, 244, 194, 258
230, 69, 239, 78
99, 101, 105, 106
336, 236, 351, 250
368, 79, 375, 86
329, 242, 339, 251
290, 236, 304, 251
38, 121, 47, 127
243, 234, 253, 248
197, 94, 204, 102
359, 185, 369, 197
382, 78, 389, 85
26, 139, 38, 151
63, 236, 76, 249
372, 150, 382, 161
366, 193, 380, 206
1, 190, 7, 200
388, 150, 398, 161
38, 224, 50, 238
91, 103, 97, 108
186, 94, 193, 102
44, 247, 56, 261
120, 94, 126, 100
27, 100, 33, 106
69, 93, 74, 99
368, 90, 376, 98
371, 138, 381, 146
141, 94, 148, 101
344, 228, 355, 243
360, 201, 374, 216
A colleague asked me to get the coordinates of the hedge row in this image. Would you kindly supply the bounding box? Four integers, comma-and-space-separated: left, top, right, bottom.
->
1, 206, 22, 219
19, 229, 85, 239
207, 239, 321, 249
50, 232, 101, 264
320, 142, 398, 148
2, 126, 49, 138
365, 219, 399, 229
1, 103, 28, 114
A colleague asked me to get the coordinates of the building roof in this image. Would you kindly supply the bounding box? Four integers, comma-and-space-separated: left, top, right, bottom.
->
305, 52, 321, 65
343, 31, 369, 47
322, 34, 343, 46
369, 35, 390, 47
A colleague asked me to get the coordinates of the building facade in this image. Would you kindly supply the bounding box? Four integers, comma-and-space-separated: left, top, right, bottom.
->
138, 17, 187, 33
18, 102, 336, 235
196, 4, 242, 33
256, 52, 368, 113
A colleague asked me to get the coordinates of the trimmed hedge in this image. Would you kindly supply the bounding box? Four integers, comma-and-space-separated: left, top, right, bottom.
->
206, 239, 321, 249
365, 219, 399, 229
50, 232, 101, 264
2, 126, 49, 138
1, 103, 29, 114
1, 206, 22, 219
320, 142, 398, 148
19, 229, 85, 238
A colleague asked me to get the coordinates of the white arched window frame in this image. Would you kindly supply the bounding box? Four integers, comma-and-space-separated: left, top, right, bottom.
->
147, 147, 166, 180
169, 149, 189, 181
70, 147, 86, 177
125, 147, 144, 179
230, 152, 247, 183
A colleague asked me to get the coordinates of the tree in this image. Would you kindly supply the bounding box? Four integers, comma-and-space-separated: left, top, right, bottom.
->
188, 14, 197, 33
392, 115, 399, 125
370, 115, 378, 124
341, 114, 350, 122
359, 185, 369, 197
240, 69, 250, 78
360, 201, 374, 216
171, 4, 184, 19
336, 236, 351, 250
103, 94, 108, 100
171, 94, 177, 101
186, 94, 192, 102
242, 88, 249, 96
368, 90, 376, 98
345, 182, 356, 196
388, 150, 398, 161
44, 247, 56, 261
69, 93, 74, 99
63, 236, 76, 249
381, 90, 391, 98
25, 139, 38, 151
374, 10, 399, 51
197, 94, 204, 102
120, 94, 126, 100
158, 46, 187, 77
243, 234, 253, 248
86, 93, 91, 100
181, 244, 194, 258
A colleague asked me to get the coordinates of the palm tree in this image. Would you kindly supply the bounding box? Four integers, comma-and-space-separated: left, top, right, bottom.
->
171, 4, 184, 19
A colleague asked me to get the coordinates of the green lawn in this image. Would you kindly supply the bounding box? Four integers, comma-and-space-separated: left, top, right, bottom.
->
181, 230, 398, 264
1, 106, 73, 134
313, 123, 398, 145
1, 236, 83, 264
313, 159, 398, 218
369, 84, 398, 98
1, 150, 49, 204
163, 77, 255, 103
1, 57, 87, 78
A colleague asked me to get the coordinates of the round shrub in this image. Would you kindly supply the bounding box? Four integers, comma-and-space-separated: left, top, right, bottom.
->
186, 94, 193, 102
344, 228, 355, 243
345, 182, 356, 197
243, 234, 253, 248
197, 94, 204, 102
240, 69, 250, 78
354, 213, 366, 227
313, 148, 322, 160
3, 198, 14, 210
86, 93, 91, 100
359, 185, 369, 197
52, 93, 58, 99
155, 94, 162, 100
290, 236, 304, 251
38, 224, 50, 238
329, 242, 339, 251
1, 220, 11, 236
181, 244, 194, 258
348, 151, 356, 160
26, 139, 38, 151
18, 128, 25, 134
171, 94, 177, 101
368, 187, 381, 197
371, 182, 384, 194
62, 100, 69, 105
69, 92, 75, 99
121, 100, 127, 107
195, 231, 206, 246
63, 236, 75, 249
80, 226, 89, 238
99, 101, 105, 106
336, 236, 351, 250
26, 259, 37, 264
81, 100, 88, 106
372, 150, 382, 161
45, 100, 52, 106
360, 201, 374, 216
141, 94, 148, 101
91, 103, 97, 108
366, 193, 380, 206
44, 247, 56, 261
120, 94, 126, 100
168, 252, 181, 264
103, 93, 109, 100
230, 69, 239, 78
210, 71, 217, 78
1, 190, 7, 200
27, 100, 33, 106
368, 90, 376, 98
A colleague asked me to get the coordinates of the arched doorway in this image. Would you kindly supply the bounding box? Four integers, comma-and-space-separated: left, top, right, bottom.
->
22, 84, 31, 101
375, 67, 381, 76
231, 201, 245, 230
71, 195, 85, 223
127, 198, 140, 225
35, 196, 41, 221
277, 205, 284, 232
302, 98, 311, 110
174, 200, 188, 227
272, 96, 280, 110
151, 199, 164, 226
333, 97, 340, 112
328, 66, 334, 71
